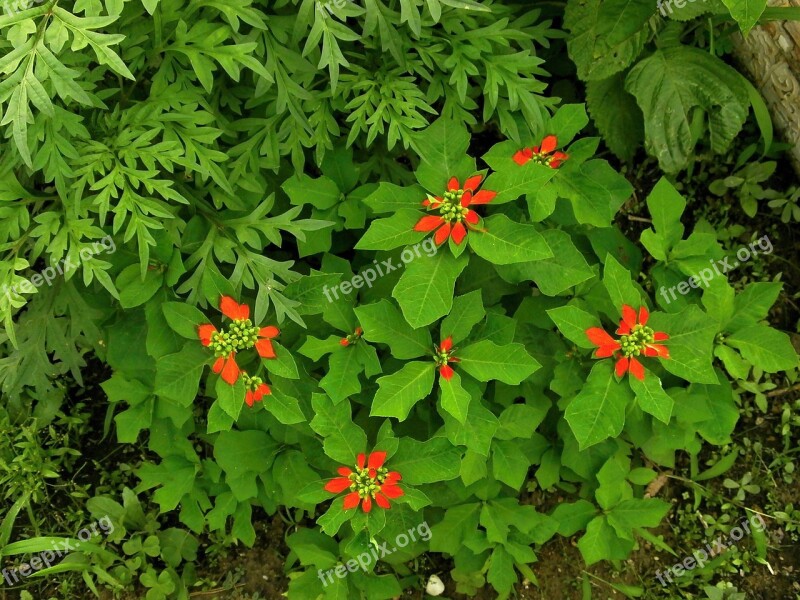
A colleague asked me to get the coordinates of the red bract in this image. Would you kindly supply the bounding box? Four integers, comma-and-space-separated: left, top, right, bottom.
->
434, 336, 459, 380
414, 175, 496, 246
513, 135, 568, 168
198, 295, 280, 386
324, 451, 404, 512
585, 305, 669, 381
212, 353, 240, 385
256, 326, 279, 358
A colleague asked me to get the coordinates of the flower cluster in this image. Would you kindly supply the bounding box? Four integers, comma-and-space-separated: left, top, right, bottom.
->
586, 305, 669, 380
198, 295, 279, 405
513, 135, 568, 168
324, 452, 404, 512
242, 372, 271, 407
340, 326, 363, 347
414, 175, 496, 246
433, 336, 459, 380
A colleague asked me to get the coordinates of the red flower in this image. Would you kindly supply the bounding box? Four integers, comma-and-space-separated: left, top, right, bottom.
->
340, 327, 363, 347
513, 135, 568, 169
414, 175, 496, 246
585, 305, 669, 381
324, 451, 404, 512
434, 336, 459, 380
198, 295, 280, 386
243, 372, 271, 407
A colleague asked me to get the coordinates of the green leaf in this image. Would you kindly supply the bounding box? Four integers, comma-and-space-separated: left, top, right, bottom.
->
284, 272, 343, 315
390, 437, 461, 484
298, 335, 342, 361
551, 500, 598, 536
721, 0, 767, 32
282, 174, 341, 210
725, 325, 798, 373
629, 375, 673, 424
649, 305, 720, 384
640, 178, 687, 260
726, 282, 782, 332
310, 393, 367, 464
607, 498, 671, 539
578, 516, 635, 565
502, 229, 594, 295
565, 361, 634, 449
547, 305, 599, 349
586, 73, 644, 161
162, 302, 207, 339
492, 439, 530, 490
216, 375, 246, 421
440, 290, 485, 344
468, 215, 552, 265
263, 342, 299, 379
320, 346, 363, 404
154, 343, 209, 406
439, 370, 471, 423
355, 210, 427, 251
555, 160, 632, 227
565, 0, 648, 81
446, 398, 499, 457
354, 300, 432, 359
265, 390, 306, 424
625, 46, 749, 173
457, 340, 540, 385
214, 430, 278, 476
52, 8, 135, 79
410, 118, 472, 192
361, 183, 427, 213
603, 254, 641, 309
392, 251, 467, 328
549, 103, 590, 145
714, 344, 751, 380
318, 499, 351, 537
370, 361, 436, 421
481, 162, 558, 205
487, 545, 516, 597
692, 375, 739, 445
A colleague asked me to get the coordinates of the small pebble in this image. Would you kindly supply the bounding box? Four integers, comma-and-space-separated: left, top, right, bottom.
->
425, 574, 445, 596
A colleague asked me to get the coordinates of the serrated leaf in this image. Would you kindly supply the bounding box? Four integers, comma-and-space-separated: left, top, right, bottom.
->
154, 343, 209, 406
439, 370, 471, 423
370, 361, 436, 421
457, 340, 540, 385
392, 251, 467, 329
355, 299, 432, 359
629, 373, 673, 423
565, 361, 634, 449
469, 215, 552, 265
625, 46, 749, 172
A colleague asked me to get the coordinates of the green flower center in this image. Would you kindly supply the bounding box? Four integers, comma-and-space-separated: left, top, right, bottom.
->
344, 330, 362, 345
619, 324, 656, 357
349, 465, 390, 499
210, 319, 260, 357
530, 152, 556, 166
242, 373, 264, 392
437, 190, 470, 223
434, 348, 455, 366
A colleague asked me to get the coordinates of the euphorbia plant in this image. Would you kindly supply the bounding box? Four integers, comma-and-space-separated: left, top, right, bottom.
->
94, 108, 797, 600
